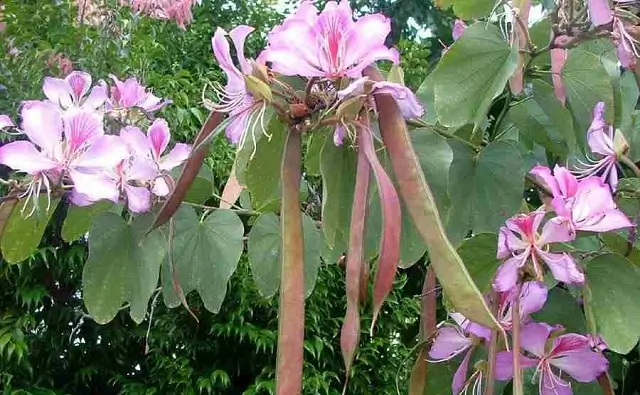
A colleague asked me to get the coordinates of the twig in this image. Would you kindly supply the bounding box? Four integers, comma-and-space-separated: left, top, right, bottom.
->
621, 155, 640, 178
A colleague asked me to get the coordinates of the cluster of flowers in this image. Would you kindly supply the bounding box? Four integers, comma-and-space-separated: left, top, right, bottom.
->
428, 102, 633, 395
208, 0, 424, 149
0, 71, 191, 214
120, 0, 202, 30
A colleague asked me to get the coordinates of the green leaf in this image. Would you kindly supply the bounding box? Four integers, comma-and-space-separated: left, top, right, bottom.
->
619, 70, 639, 134
83, 213, 166, 324
529, 18, 551, 67
235, 108, 274, 184
562, 49, 615, 150
320, 138, 357, 256
61, 201, 114, 242
585, 253, 640, 354
247, 212, 322, 299
448, 140, 525, 235
415, 73, 437, 126
436, 0, 497, 19
161, 205, 244, 313
411, 128, 453, 217
457, 233, 500, 293
170, 165, 215, 205
431, 22, 518, 129
245, 117, 288, 211
532, 288, 587, 333
502, 79, 574, 156
1, 196, 60, 264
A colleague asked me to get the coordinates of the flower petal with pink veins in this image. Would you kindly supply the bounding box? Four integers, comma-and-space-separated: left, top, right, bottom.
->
450, 312, 492, 340
519, 281, 549, 317
229, 25, 255, 75
20, 101, 63, 156
65, 71, 92, 101
494, 351, 539, 380
428, 326, 472, 360
540, 369, 573, 395
212, 27, 243, 83
73, 135, 128, 171
147, 118, 171, 160
537, 249, 584, 285
70, 170, 119, 203
0, 141, 58, 174
520, 322, 556, 358
63, 109, 104, 154
43, 77, 73, 108
492, 251, 529, 292
120, 126, 152, 158
160, 143, 191, 171
452, 349, 473, 395
538, 216, 576, 245
84, 81, 108, 109
125, 185, 151, 213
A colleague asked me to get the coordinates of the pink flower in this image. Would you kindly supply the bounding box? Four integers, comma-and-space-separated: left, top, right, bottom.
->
587, 0, 613, 26
259, 0, 399, 78
613, 18, 639, 69
0, 115, 14, 129
43, 71, 107, 110
107, 75, 170, 113
550, 47, 567, 106
429, 313, 490, 394
573, 103, 625, 191
452, 19, 467, 41
120, 119, 191, 196
531, 165, 633, 232
210, 25, 269, 147
496, 322, 609, 395
497, 281, 548, 331
0, 101, 127, 213
493, 210, 581, 292
122, 0, 197, 29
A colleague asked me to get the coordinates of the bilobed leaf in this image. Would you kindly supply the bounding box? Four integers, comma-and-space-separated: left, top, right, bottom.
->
161, 205, 244, 313
83, 213, 166, 324
431, 23, 518, 129
1, 196, 60, 264
304, 131, 327, 176
618, 70, 639, 134
169, 164, 215, 205
247, 212, 323, 299
562, 49, 615, 149
502, 79, 574, 156
62, 201, 114, 242
246, 117, 288, 211
320, 136, 357, 255
448, 140, 525, 235
436, 0, 497, 19
457, 233, 500, 293
585, 253, 640, 354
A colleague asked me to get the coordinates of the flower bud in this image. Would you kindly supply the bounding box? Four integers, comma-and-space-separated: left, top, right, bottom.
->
614, 129, 629, 157
244, 75, 273, 103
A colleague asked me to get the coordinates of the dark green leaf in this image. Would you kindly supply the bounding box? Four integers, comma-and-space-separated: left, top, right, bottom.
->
247, 212, 323, 299
448, 140, 525, 235
61, 201, 114, 242
83, 213, 166, 324
585, 253, 640, 354
532, 288, 586, 333
1, 196, 60, 264
457, 233, 500, 293
161, 205, 244, 313
562, 49, 615, 150
431, 23, 518, 129
436, 0, 497, 19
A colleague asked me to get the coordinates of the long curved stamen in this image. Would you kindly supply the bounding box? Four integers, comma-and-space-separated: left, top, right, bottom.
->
208, 82, 246, 113
236, 102, 269, 161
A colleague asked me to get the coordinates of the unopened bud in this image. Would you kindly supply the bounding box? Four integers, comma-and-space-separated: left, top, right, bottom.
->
250, 60, 270, 84
244, 75, 273, 103
614, 129, 629, 157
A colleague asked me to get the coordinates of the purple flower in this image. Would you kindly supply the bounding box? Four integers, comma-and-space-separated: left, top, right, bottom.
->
494, 210, 581, 292
497, 281, 548, 331
452, 19, 467, 41
0, 115, 15, 129
258, 0, 399, 78
429, 313, 490, 394
43, 71, 107, 110
531, 165, 633, 233
587, 0, 613, 27
0, 101, 127, 214
120, 119, 191, 196
210, 25, 269, 148
573, 102, 626, 191
107, 75, 170, 113
496, 322, 609, 395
